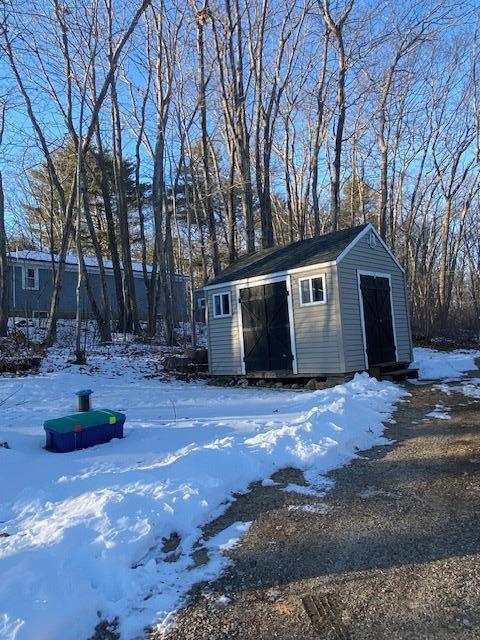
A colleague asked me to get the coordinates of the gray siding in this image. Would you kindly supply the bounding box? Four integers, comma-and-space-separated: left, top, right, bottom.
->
206, 268, 344, 376
10, 265, 53, 316
206, 285, 243, 375
8, 262, 187, 322
205, 228, 412, 377
337, 232, 413, 370
290, 266, 344, 374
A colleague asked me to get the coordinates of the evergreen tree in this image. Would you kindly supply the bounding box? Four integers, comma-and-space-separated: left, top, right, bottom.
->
23, 142, 147, 256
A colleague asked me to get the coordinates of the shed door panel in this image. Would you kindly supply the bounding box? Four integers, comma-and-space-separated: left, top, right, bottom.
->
240, 286, 269, 372
240, 281, 293, 373
360, 275, 396, 366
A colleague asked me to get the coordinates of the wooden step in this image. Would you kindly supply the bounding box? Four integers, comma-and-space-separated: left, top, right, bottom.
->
380, 362, 408, 373
369, 361, 415, 376
378, 367, 419, 382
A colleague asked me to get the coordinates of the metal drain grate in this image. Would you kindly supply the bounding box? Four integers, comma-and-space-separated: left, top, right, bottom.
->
302, 593, 350, 639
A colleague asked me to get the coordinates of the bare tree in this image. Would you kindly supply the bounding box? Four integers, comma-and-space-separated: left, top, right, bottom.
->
321, 0, 354, 231
310, 27, 330, 235
2, 0, 151, 346
211, 0, 255, 253
372, 2, 452, 239
249, 0, 307, 247
195, 3, 221, 275
149, 0, 185, 342
2, 0, 480, 345
105, 0, 142, 335
0, 102, 7, 337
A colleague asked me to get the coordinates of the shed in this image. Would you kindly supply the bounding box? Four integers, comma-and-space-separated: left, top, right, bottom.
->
203, 223, 414, 380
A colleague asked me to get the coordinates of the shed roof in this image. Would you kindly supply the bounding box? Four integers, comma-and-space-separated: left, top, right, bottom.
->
206, 224, 369, 287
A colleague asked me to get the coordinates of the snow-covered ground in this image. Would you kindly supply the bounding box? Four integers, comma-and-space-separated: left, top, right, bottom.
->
412, 347, 480, 380
0, 344, 478, 640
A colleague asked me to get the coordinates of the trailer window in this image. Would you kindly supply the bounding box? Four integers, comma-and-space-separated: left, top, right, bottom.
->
22, 267, 39, 291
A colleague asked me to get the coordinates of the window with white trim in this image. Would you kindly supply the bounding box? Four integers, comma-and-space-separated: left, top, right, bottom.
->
299, 274, 326, 306
22, 266, 39, 291
213, 291, 232, 318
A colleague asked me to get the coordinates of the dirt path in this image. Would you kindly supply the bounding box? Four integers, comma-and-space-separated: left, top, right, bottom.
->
161, 371, 480, 640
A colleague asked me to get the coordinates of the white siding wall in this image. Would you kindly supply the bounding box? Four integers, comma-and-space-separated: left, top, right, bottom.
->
337, 233, 413, 371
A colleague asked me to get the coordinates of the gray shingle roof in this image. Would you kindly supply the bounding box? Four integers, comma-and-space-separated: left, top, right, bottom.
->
206, 224, 369, 287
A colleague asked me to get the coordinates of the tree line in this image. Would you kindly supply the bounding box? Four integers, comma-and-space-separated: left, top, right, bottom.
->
0, 0, 479, 350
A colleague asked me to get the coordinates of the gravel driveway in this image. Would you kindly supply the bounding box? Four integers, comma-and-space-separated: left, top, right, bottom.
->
160, 369, 480, 640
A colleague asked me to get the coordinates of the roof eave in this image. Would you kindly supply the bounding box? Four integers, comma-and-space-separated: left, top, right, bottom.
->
8, 254, 187, 279
203, 223, 404, 291
203, 258, 337, 291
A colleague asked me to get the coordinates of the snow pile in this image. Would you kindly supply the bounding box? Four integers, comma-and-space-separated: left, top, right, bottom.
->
456, 381, 480, 399
0, 350, 406, 640
412, 348, 480, 380
435, 379, 480, 400
426, 405, 451, 420
281, 482, 330, 497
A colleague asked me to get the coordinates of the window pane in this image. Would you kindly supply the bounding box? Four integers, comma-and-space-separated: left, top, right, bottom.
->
311, 277, 324, 302
222, 293, 230, 315
25, 268, 37, 289
300, 279, 311, 304
214, 295, 221, 316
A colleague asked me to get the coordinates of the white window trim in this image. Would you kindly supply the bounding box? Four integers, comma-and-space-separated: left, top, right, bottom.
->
298, 274, 327, 307
212, 291, 232, 318
22, 266, 39, 291
197, 297, 206, 309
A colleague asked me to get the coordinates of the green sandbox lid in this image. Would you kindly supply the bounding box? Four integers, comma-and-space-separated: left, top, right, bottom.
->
44, 410, 126, 434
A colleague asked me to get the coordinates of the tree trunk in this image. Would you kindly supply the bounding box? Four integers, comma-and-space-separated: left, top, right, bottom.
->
111, 79, 142, 334
196, 8, 220, 276
78, 163, 112, 342
0, 172, 8, 337
322, 0, 353, 231
233, 0, 255, 252
94, 128, 126, 329
45, 190, 76, 346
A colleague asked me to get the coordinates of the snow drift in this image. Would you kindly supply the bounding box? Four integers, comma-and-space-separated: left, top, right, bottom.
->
0, 347, 407, 639
412, 347, 480, 380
